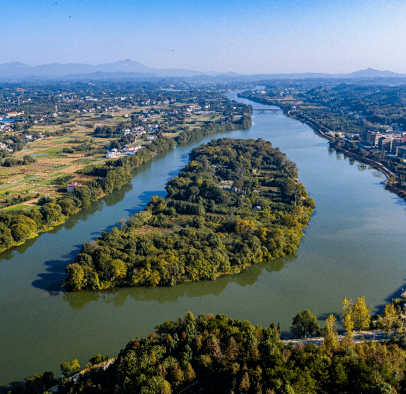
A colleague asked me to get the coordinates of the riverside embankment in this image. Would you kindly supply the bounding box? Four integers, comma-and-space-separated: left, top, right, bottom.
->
238, 92, 400, 182
3, 92, 406, 391
288, 112, 399, 180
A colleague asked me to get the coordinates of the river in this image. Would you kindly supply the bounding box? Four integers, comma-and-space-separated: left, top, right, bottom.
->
1, 91, 406, 391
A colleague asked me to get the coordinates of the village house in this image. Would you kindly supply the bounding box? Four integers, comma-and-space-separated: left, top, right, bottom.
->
67, 183, 81, 193
122, 144, 142, 155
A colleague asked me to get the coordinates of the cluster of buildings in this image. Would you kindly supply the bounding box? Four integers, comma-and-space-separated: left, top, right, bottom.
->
123, 124, 159, 138
361, 129, 406, 157
106, 144, 142, 159
0, 112, 25, 126
343, 128, 406, 159
0, 123, 13, 133
0, 142, 13, 153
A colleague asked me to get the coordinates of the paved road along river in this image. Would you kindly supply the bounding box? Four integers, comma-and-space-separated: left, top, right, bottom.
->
1, 91, 406, 391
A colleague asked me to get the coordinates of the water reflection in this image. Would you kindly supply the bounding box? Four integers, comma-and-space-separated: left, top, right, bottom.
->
124, 190, 166, 217
372, 170, 385, 179
6, 236, 39, 257
32, 252, 79, 292
104, 182, 132, 207
62, 254, 294, 309
357, 163, 367, 171
4, 92, 406, 389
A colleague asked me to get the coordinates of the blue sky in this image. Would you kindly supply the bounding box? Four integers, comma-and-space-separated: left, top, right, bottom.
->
2, 0, 406, 74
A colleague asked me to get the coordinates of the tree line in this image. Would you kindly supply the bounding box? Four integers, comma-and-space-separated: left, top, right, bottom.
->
10, 306, 406, 394
2, 155, 36, 167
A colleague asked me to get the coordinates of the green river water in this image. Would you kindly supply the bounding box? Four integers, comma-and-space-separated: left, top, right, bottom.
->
1, 92, 406, 391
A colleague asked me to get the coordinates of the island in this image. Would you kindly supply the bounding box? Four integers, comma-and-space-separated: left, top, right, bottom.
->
63, 138, 315, 291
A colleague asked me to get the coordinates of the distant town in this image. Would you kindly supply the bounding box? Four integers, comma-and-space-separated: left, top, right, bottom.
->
239, 82, 406, 196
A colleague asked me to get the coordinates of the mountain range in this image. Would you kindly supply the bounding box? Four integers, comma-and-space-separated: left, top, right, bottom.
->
0, 59, 405, 82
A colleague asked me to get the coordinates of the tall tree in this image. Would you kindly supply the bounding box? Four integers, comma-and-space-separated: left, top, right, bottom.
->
383, 303, 397, 334
322, 314, 338, 354
341, 298, 354, 348
353, 296, 371, 330
342, 297, 371, 331
290, 310, 320, 338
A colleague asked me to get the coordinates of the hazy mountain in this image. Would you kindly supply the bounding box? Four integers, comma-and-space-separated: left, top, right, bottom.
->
237, 69, 406, 80
0, 62, 34, 78
0, 60, 405, 82
62, 71, 158, 81
347, 68, 401, 79
0, 59, 202, 80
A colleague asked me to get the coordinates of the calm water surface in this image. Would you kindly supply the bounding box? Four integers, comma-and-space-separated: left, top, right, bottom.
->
1, 92, 406, 390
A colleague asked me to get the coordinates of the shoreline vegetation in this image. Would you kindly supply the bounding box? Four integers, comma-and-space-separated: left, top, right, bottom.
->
63, 138, 314, 291
8, 95, 406, 394
0, 106, 252, 255
9, 296, 406, 394
237, 91, 406, 202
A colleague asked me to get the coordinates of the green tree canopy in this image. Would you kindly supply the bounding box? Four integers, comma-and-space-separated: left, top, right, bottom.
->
290, 310, 320, 338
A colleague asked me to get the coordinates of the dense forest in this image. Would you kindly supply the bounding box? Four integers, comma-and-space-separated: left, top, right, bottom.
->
63, 138, 314, 291
11, 311, 406, 394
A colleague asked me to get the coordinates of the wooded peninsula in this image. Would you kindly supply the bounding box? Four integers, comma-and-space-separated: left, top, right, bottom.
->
63, 138, 314, 291
11, 303, 406, 394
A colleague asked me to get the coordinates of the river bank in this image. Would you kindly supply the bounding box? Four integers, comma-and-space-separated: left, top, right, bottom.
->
237, 92, 406, 205
285, 112, 406, 202
0, 115, 251, 255
63, 138, 314, 292
3, 92, 406, 390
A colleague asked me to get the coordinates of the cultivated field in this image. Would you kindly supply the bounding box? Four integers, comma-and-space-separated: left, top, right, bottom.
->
0, 105, 222, 211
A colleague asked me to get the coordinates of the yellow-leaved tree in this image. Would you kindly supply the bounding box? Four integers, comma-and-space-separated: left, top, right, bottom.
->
108, 259, 127, 280
352, 296, 371, 330
342, 296, 371, 332
341, 298, 354, 348
161, 380, 172, 394
322, 314, 338, 354
383, 303, 398, 334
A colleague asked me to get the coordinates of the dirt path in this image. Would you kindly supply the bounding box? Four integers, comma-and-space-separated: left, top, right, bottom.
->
282, 330, 388, 347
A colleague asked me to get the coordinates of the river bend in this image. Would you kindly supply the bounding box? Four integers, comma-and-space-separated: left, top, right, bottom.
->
1, 92, 406, 390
